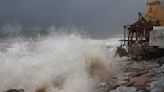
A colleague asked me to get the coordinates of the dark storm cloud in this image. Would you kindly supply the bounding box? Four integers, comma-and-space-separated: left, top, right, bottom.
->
0, 0, 145, 38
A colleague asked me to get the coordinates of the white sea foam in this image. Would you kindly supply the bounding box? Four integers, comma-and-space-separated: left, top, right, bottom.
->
0, 27, 123, 92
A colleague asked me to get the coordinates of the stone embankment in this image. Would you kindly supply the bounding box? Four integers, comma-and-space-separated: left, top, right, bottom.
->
110, 57, 164, 92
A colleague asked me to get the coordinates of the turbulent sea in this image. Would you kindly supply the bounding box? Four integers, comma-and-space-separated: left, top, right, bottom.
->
0, 27, 123, 92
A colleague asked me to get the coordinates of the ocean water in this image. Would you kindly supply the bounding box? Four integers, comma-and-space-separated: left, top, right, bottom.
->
0, 27, 123, 92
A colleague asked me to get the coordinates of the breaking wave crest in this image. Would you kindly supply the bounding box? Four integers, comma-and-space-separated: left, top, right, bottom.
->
0, 29, 122, 92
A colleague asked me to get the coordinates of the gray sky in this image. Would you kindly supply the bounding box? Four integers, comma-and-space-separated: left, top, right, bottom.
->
0, 0, 146, 38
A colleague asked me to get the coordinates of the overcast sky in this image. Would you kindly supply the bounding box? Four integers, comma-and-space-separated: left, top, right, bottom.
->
0, 0, 146, 38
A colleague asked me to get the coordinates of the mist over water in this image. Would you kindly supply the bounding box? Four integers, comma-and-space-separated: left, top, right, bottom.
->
0, 26, 123, 92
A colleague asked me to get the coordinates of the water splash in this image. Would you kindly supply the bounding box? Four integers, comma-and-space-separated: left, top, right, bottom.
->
0, 27, 122, 92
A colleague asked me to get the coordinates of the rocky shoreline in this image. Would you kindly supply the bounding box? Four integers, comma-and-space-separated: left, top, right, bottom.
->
109, 57, 164, 92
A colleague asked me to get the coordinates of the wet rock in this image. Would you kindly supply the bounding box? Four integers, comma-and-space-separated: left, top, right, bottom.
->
159, 64, 164, 73
157, 57, 164, 66
110, 86, 137, 92
116, 47, 128, 57
129, 70, 149, 77
6, 89, 24, 92
36, 88, 47, 92
99, 83, 111, 92
149, 78, 164, 92
130, 76, 152, 90
53, 73, 67, 89
35, 85, 47, 92
112, 60, 158, 91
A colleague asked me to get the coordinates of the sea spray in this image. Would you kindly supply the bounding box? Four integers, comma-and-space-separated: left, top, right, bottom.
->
0, 31, 123, 92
